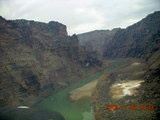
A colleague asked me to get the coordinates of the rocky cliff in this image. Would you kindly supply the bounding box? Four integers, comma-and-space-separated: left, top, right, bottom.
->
78, 28, 120, 58
104, 11, 160, 59
0, 16, 101, 107
92, 11, 160, 120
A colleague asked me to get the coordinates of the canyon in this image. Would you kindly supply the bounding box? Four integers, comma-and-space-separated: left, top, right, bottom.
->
0, 11, 160, 120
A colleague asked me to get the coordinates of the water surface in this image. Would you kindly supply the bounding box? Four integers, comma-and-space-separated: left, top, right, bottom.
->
35, 61, 126, 120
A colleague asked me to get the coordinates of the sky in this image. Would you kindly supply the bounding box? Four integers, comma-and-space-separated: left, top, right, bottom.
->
0, 0, 160, 35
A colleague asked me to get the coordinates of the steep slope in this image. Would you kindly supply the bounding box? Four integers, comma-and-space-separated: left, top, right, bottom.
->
0, 16, 101, 107
78, 28, 120, 58
104, 11, 160, 59
92, 11, 160, 120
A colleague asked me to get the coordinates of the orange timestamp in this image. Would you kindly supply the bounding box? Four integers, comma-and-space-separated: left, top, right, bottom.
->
106, 105, 155, 110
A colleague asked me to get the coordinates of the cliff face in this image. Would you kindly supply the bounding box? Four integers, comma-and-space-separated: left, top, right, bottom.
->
0, 17, 101, 107
104, 11, 160, 59
78, 28, 120, 58
92, 11, 160, 120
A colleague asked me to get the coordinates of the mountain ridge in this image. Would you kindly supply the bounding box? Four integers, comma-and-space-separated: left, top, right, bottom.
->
104, 11, 160, 59
0, 16, 101, 107
91, 11, 160, 120
77, 28, 121, 58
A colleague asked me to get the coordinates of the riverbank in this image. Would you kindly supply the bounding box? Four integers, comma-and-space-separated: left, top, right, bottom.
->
35, 60, 127, 120
70, 80, 98, 101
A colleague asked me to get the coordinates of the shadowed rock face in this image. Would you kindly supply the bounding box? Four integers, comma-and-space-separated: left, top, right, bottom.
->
78, 11, 160, 60
77, 28, 120, 58
0, 16, 101, 107
104, 11, 160, 59
48, 21, 68, 37
91, 11, 160, 120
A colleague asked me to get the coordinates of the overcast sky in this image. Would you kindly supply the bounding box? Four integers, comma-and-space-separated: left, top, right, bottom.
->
0, 0, 160, 35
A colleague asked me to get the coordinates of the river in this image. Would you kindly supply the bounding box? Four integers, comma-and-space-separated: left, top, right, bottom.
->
35, 61, 126, 120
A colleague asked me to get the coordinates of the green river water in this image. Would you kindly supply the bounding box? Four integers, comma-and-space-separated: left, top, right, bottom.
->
35, 61, 126, 120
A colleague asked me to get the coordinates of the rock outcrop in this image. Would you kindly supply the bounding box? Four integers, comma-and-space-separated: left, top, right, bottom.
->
92, 11, 160, 120
104, 11, 160, 59
0, 17, 101, 107
78, 28, 120, 58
